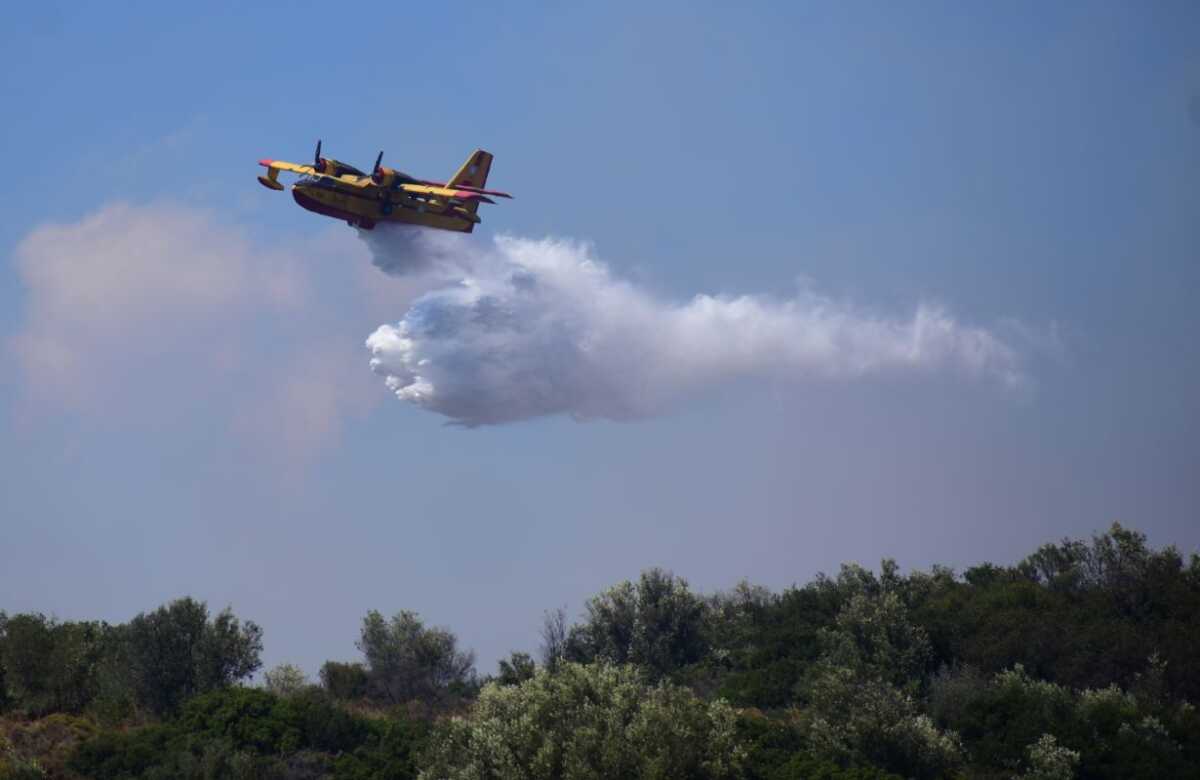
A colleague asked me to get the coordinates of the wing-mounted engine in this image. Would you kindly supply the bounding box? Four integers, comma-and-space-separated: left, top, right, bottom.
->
312, 139, 366, 178
370, 152, 420, 189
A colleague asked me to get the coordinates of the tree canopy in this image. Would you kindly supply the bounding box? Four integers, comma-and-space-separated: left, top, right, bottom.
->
2, 522, 1198, 779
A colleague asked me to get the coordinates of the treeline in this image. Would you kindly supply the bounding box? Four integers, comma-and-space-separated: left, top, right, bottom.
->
1, 523, 1198, 779
0, 599, 261, 721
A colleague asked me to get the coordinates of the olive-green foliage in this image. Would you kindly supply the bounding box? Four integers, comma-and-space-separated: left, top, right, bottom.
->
123, 598, 263, 716
931, 664, 1198, 779
130, 738, 296, 780
701, 580, 842, 708
816, 591, 932, 689
912, 524, 1200, 702
263, 663, 308, 698
0, 754, 46, 780
735, 711, 903, 780
68, 686, 430, 780
1017, 733, 1079, 780
698, 523, 1200, 716
735, 710, 806, 779
0, 598, 262, 721
421, 662, 745, 780
765, 755, 904, 780
356, 610, 476, 707
174, 686, 367, 755
565, 568, 708, 681
6, 523, 1200, 777
698, 562, 918, 710
68, 723, 179, 779
495, 651, 537, 686
0, 616, 9, 715
332, 717, 430, 780
0, 614, 57, 715
797, 590, 963, 780
0, 614, 110, 717
319, 661, 368, 701
0, 713, 97, 779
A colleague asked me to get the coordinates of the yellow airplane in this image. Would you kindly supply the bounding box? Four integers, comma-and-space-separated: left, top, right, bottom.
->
257, 140, 511, 232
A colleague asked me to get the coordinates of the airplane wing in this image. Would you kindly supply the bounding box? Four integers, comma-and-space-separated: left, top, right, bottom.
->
398, 183, 498, 204
449, 183, 513, 199
257, 158, 369, 190
260, 159, 321, 175
258, 159, 320, 190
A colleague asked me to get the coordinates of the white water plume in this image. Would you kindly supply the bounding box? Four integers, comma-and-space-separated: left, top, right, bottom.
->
363, 227, 1024, 426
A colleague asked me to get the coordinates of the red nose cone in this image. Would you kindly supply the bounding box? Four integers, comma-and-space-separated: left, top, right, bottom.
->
258, 159, 274, 167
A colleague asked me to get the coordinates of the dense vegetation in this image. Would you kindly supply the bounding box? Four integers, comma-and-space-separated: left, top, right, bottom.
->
2, 523, 1197, 779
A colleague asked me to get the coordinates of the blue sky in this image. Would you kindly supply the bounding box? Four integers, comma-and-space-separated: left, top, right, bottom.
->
2, 1, 1198, 676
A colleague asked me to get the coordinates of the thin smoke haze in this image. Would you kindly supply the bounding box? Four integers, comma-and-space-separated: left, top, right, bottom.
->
363, 226, 1026, 426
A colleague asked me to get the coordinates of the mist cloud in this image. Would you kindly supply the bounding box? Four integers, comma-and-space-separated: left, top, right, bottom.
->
9, 203, 376, 459
365, 228, 1025, 426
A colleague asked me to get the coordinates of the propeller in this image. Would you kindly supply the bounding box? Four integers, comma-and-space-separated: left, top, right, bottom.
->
371, 151, 386, 184
313, 139, 326, 173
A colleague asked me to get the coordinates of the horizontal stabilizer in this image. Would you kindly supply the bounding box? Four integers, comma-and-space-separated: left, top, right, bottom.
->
451, 183, 513, 199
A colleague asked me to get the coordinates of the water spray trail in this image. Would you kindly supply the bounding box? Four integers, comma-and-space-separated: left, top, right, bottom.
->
362, 226, 1024, 426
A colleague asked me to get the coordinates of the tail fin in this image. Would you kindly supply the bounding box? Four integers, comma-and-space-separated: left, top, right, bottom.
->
447, 149, 493, 190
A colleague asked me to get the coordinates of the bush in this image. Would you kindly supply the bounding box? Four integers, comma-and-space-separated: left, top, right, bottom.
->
68, 725, 179, 780
767, 754, 903, 780
420, 662, 744, 780
736, 710, 902, 779
0, 615, 109, 717
495, 652, 536, 686
566, 569, 709, 681
174, 686, 371, 756
320, 662, 368, 701
356, 611, 476, 707
332, 717, 430, 780
67, 685, 431, 779
798, 592, 963, 779
1, 713, 97, 779
123, 598, 263, 716
263, 664, 308, 698
1018, 734, 1079, 780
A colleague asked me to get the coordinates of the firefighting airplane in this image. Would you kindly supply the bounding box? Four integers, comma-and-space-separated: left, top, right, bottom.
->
257, 141, 511, 232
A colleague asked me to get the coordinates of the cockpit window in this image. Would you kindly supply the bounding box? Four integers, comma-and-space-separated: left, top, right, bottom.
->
298, 175, 345, 190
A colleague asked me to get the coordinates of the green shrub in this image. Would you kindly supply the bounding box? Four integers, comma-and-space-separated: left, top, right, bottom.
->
68, 686, 429, 779
320, 662, 368, 701
332, 717, 430, 780
263, 664, 308, 698
67, 724, 180, 779
420, 662, 744, 780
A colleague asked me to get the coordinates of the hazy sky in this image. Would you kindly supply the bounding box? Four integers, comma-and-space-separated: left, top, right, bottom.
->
2, 1, 1198, 677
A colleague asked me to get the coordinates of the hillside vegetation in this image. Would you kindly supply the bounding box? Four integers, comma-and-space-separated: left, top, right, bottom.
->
2, 523, 1197, 779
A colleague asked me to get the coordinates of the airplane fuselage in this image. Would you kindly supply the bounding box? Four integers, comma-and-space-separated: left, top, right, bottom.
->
291, 175, 479, 232
257, 146, 506, 232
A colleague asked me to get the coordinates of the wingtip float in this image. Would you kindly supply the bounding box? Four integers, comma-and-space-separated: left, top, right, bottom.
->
255, 140, 512, 233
